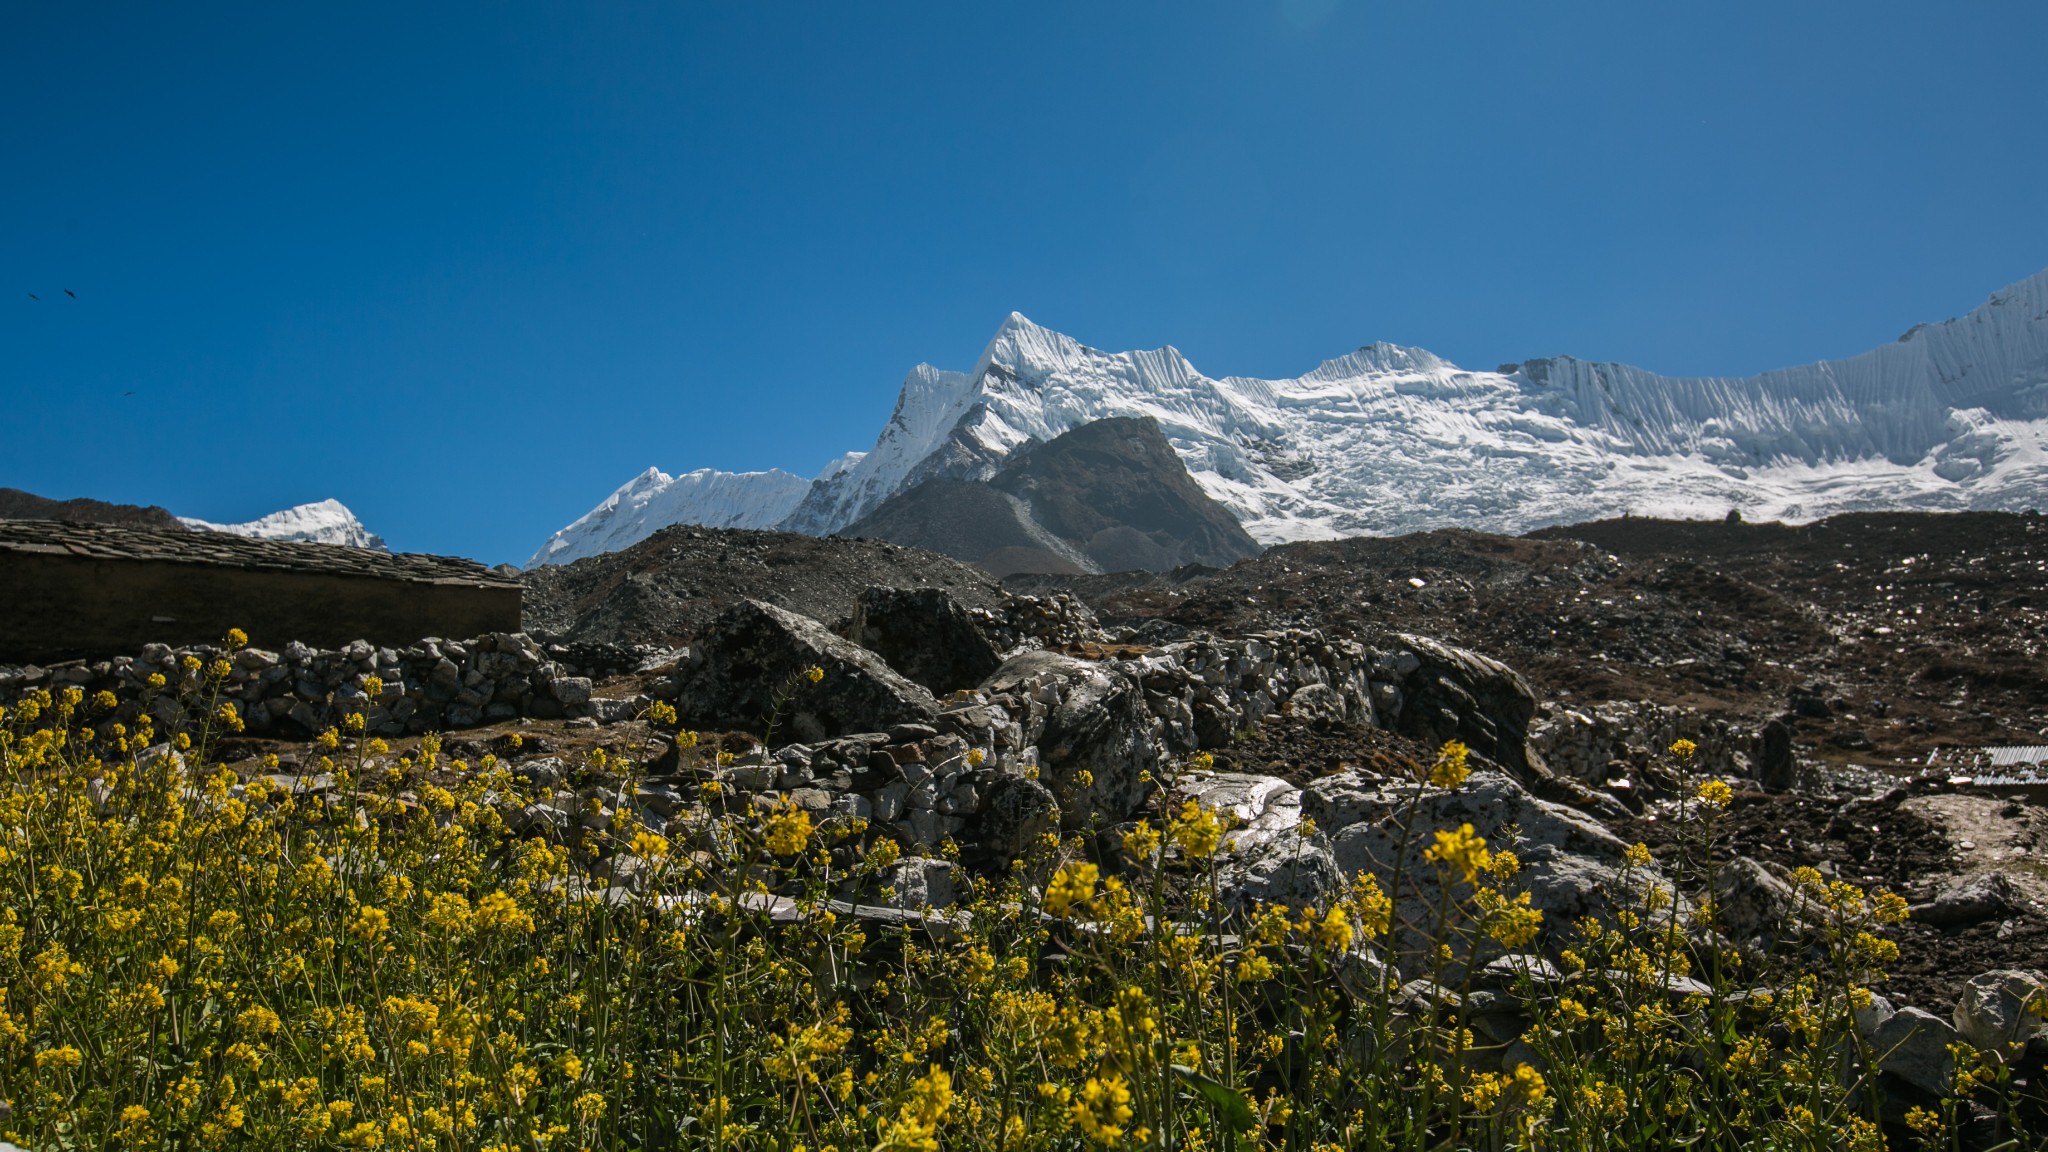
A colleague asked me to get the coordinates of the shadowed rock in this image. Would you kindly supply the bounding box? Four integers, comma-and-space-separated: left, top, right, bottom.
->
674, 599, 936, 739
853, 586, 1005, 694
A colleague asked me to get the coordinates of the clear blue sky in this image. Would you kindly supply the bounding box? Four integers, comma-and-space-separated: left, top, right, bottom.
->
6, 2, 2046, 565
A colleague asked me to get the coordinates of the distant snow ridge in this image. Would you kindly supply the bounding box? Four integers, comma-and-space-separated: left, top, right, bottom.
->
525, 465, 822, 568
552, 266, 2048, 560
181, 499, 387, 550
784, 267, 2048, 543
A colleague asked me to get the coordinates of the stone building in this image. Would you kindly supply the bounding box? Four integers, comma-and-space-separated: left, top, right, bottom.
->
0, 521, 520, 664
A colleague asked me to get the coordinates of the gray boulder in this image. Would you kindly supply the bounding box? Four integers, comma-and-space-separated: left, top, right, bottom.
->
1910, 872, 2028, 927
975, 774, 1061, 863
883, 856, 961, 910
982, 651, 1166, 831
1952, 969, 2048, 1053
1710, 856, 1808, 950
1868, 1006, 1959, 1097
674, 599, 937, 739
1756, 719, 1795, 791
853, 586, 1006, 695
1173, 772, 1341, 912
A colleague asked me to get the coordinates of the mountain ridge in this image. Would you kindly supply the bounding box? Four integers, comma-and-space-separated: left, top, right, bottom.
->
181, 499, 386, 550
533, 266, 2048, 563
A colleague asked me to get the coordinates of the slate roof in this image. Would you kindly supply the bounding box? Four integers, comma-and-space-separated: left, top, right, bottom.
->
0, 520, 518, 588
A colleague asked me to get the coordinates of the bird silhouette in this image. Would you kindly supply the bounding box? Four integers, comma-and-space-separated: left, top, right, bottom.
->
63, 290, 76, 299
122, 391, 135, 397
26, 293, 38, 301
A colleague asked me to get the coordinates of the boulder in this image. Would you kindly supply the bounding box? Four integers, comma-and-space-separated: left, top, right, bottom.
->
1756, 719, 1795, 791
853, 586, 1006, 695
974, 774, 1060, 863
1173, 772, 1342, 912
1311, 768, 1669, 961
883, 857, 961, 910
981, 651, 1166, 831
1386, 634, 1540, 777
674, 599, 937, 739
1710, 856, 1808, 950
1868, 1006, 1959, 1098
1952, 969, 2048, 1053
1281, 682, 1349, 725
1909, 872, 2028, 927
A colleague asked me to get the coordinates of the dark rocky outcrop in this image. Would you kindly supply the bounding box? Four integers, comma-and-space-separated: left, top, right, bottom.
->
674, 599, 938, 740
842, 416, 1262, 577
852, 586, 1005, 695
521, 524, 1002, 648
1379, 633, 1540, 776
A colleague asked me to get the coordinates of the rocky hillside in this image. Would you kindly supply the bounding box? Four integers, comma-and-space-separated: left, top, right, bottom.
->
840, 416, 1261, 577
520, 523, 1004, 646
0, 487, 186, 530
1011, 510, 2048, 773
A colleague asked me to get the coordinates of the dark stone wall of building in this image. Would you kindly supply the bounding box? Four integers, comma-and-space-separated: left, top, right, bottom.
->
0, 551, 521, 664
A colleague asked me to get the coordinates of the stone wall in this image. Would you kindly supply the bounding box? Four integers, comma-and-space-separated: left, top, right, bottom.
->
0, 632, 647, 738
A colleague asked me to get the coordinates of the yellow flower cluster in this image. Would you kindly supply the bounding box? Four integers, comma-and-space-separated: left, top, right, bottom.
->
0, 624, 1942, 1151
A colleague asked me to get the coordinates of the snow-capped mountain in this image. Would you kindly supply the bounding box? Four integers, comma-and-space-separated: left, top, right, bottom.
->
786, 269, 2048, 543
551, 266, 2048, 560
181, 499, 387, 550
526, 464, 833, 568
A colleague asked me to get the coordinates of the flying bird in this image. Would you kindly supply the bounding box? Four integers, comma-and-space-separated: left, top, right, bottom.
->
63, 290, 76, 299
26, 293, 38, 301
122, 391, 135, 397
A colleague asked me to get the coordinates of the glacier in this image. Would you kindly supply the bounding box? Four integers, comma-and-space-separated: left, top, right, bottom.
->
181, 498, 388, 550
546, 266, 2048, 561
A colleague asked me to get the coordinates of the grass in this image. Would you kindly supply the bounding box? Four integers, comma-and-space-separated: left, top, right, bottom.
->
0, 639, 2032, 1150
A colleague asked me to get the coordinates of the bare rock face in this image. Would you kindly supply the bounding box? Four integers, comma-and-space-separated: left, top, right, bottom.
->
981, 650, 1167, 832
853, 586, 1006, 695
1173, 771, 1342, 913
840, 416, 1262, 578
674, 599, 937, 739
1384, 634, 1540, 777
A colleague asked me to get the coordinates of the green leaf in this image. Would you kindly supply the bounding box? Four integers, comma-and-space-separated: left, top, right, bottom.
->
1172, 1064, 1257, 1131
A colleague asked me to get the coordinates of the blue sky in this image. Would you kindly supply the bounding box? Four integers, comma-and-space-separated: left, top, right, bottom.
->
5, 1, 2046, 565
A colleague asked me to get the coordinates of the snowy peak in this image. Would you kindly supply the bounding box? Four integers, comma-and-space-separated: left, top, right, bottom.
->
527, 466, 812, 568
181, 499, 387, 550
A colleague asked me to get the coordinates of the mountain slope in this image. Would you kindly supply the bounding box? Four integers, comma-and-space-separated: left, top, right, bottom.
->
0, 488, 186, 531
842, 416, 1262, 577
182, 499, 386, 549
